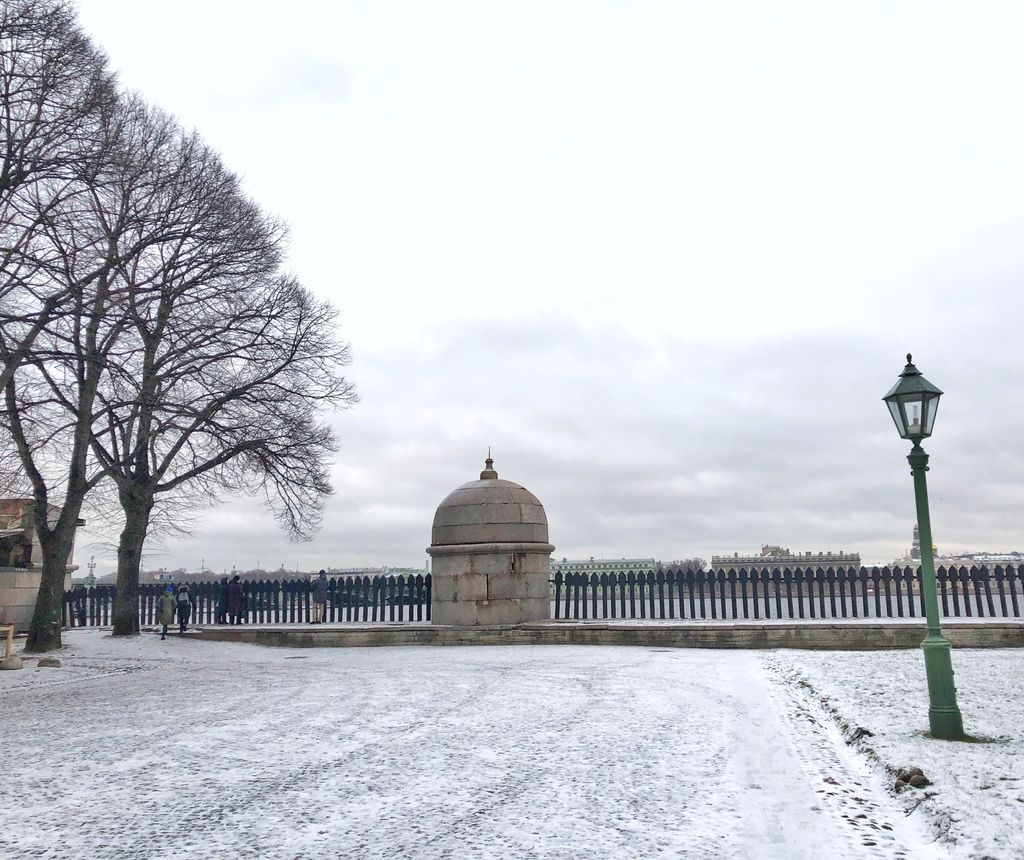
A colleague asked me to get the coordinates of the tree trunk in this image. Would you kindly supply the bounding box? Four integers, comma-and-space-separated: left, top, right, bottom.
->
111, 492, 153, 637
24, 531, 74, 652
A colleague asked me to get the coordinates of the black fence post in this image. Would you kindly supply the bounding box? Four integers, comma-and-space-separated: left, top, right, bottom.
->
895, 565, 906, 617
995, 567, 1008, 617
694, 569, 706, 619
1008, 565, 1021, 617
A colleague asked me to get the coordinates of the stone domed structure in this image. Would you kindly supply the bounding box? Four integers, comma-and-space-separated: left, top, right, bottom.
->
431, 467, 548, 547
428, 456, 554, 626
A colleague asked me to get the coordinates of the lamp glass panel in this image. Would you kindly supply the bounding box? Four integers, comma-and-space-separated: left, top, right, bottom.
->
922, 393, 940, 435
887, 399, 906, 436
901, 393, 926, 438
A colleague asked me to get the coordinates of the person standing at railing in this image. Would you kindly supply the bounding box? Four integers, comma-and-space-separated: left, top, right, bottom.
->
176, 583, 194, 634
157, 586, 176, 640
227, 575, 245, 625
216, 577, 229, 625
312, 570, 328, 624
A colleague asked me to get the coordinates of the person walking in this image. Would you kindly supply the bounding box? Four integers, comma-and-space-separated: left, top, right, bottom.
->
216, 577, 229, 625
227, 575, 245, 625
176, 583, 193, 634
312, 569, 329, 623
157, 586, 176, 640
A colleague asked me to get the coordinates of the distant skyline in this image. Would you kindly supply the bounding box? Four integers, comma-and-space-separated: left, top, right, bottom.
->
69, 1, 1024, 573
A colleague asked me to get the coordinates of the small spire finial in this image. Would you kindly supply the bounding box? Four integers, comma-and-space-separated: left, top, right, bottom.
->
907, 353, 913, 364
480, 449, 498, 480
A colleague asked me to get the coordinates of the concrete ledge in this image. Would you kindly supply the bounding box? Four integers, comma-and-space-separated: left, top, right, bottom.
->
189, 620, 1024, 650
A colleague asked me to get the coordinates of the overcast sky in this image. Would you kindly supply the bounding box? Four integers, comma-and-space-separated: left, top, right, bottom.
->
71, 1, 1024, 574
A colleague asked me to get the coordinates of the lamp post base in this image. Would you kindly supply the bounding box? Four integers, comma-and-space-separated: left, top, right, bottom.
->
922, 634, 965, 740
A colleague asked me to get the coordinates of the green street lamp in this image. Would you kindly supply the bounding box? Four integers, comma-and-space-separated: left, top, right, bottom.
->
883, 354, 964, 740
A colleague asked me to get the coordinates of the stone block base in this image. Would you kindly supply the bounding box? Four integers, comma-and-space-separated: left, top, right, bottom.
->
432, 597, 549, 626
427, 541, 553, 626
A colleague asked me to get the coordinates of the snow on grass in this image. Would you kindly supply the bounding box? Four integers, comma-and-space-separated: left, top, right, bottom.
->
771, 649, 1024, 860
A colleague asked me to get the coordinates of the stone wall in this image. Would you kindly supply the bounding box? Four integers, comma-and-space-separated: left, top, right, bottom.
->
194, 621, 1024, 650
428, 542, 553, 626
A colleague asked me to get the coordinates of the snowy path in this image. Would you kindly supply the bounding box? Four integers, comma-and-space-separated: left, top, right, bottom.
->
0, 632, 942, 859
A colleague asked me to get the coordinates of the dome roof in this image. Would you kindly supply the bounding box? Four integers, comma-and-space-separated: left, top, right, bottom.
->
431, 457, 549, 546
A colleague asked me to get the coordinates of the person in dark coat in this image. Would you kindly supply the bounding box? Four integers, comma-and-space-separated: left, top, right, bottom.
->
227, 575, 245, 625
312, 569, 328, 623
176, 583, 193, 633
216, 577, 229, 625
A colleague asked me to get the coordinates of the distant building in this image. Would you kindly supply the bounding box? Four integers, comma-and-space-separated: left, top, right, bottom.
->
893, 525, 1023, 570
127, 563, 433, 584
330, 564, 429, 578
551, 558, 657, 576
0, 499, 83, 631
937, 553, 1024, 568
712, 544, 861, 574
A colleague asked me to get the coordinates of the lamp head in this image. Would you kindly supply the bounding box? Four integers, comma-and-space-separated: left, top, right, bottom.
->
883, 354, 943, 442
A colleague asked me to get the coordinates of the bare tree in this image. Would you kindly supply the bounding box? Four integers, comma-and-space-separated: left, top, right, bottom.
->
2, 5, 356, 647
81, 122, 356, 636
0, 3, 116, 622
0, 0, 116, 392
4, 215, 123, 650
3, 97, 210, 651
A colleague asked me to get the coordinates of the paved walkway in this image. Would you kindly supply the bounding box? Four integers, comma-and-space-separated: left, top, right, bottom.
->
0, 631, 943, 859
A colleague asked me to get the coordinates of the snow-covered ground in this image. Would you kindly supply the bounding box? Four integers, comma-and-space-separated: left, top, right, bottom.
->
772, 649, 1024, 860
0, 632, 1016, 859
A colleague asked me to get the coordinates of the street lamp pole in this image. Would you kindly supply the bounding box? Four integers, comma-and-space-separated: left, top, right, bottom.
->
883, 354, 964, 740
908, 442, 964, 739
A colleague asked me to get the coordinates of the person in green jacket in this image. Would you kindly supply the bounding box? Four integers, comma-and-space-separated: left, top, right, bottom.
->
157, 586, 176, 640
